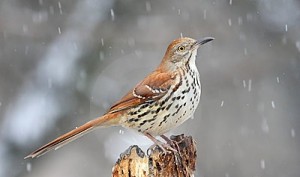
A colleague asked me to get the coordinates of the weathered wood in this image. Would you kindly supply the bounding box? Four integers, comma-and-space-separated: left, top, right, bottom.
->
112, 134, 197, 177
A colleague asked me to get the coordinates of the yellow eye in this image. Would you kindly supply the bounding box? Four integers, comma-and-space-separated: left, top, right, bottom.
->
178, 46, 185, 51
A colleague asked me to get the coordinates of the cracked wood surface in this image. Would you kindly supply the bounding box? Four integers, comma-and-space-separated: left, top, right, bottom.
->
112, 134, 197, 177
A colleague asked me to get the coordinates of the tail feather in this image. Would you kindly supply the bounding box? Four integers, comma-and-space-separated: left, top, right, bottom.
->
25, 114, 117, 159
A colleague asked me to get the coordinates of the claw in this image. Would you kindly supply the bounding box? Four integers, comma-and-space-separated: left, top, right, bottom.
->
160, 134, 181, 156
144, 133, 177, 153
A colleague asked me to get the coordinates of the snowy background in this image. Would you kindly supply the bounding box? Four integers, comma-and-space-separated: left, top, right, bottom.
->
0, 0, 300, 177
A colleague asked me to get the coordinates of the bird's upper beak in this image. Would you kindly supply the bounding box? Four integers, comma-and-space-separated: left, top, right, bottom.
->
191, 37, 214, 50
198, 37, 214, 45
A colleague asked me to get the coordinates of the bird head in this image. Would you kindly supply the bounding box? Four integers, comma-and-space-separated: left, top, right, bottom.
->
160, 37, 214, 71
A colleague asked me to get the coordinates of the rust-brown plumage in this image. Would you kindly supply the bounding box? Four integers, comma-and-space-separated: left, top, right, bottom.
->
108, 71, 175, 113
25, 37, 213, 159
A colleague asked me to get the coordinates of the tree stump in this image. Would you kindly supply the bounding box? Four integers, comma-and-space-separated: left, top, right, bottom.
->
112, 134, 197, 177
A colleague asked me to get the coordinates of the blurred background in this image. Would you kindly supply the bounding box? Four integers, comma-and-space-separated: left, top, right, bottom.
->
0, 0, 299, 176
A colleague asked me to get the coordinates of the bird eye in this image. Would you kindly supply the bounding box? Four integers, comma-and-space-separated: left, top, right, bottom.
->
177, 46, 185, 51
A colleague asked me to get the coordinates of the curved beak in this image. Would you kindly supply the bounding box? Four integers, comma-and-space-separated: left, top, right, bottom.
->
198, 37, 214, 45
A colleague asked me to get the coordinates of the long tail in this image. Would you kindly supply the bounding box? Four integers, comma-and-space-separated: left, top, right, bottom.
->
25, 113, 118, 159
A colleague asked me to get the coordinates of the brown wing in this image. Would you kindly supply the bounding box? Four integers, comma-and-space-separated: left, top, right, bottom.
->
107, 70, 176, 113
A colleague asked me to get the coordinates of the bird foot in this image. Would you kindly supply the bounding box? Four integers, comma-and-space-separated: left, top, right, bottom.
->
144, 133, 177, 154
160, 134, 182, 155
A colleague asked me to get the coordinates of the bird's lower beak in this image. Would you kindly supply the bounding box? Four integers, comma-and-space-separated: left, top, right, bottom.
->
198, 37, 214, 45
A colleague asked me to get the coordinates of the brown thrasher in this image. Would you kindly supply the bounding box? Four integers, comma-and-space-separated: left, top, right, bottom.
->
25, 37, 214, 159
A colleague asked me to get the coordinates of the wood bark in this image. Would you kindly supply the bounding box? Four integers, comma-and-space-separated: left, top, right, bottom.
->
112, 134, 197, 177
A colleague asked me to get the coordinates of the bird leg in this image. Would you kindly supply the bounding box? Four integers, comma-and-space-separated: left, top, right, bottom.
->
160, 134, 173, 145
160, 134, 179, 152
144, 133, 177, 153
160, 134, 183, 167
160, 134, 181, 153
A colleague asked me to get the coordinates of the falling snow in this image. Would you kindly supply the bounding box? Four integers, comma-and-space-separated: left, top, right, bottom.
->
58, 1, 62, 15
295, 41, 300, 52
26, 163, 32, 172
145, 1, 151, 12
243, 80, 246, 88
228, 18, 232, 26
220, 100, 224, 107
260, 159, 266, 169
291, 129, 295, 138
101, 38, 104, 46
248, 79, 252, 92
261, 119, 269, 133
285, 24, 288, 32
271, 101, 275, 109
229, 0, 233, 5
119, 129, 124, 134
178, 9, 181, 15
276, 77, 280, 83
58, 27, 61, 34
238, 17, 243, 25
110, 9, 115, 21
134, 50, 143, 58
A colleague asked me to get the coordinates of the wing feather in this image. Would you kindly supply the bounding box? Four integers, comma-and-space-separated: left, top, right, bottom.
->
108, 70, 176, 113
